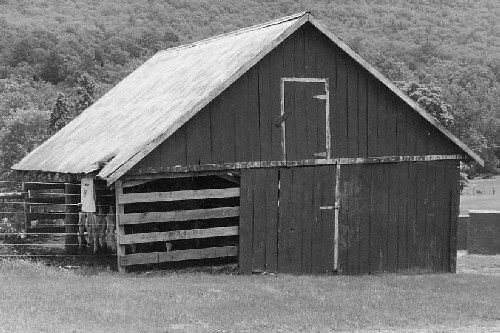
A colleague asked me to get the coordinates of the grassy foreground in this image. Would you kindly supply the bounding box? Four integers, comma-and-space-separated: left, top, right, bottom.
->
0, 257, 500, 333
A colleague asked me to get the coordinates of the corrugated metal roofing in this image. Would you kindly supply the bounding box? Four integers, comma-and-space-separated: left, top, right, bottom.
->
13, 12, 482, 183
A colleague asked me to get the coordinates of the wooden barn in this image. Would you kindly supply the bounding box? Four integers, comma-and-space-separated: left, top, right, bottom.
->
13, 12, 482, 275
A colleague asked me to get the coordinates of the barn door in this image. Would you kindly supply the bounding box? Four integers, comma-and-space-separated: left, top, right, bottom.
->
280, 78, 330, 161
239, 166, 337, 275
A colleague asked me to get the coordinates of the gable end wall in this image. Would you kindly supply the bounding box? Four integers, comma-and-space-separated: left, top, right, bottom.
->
129, 24, 461, 175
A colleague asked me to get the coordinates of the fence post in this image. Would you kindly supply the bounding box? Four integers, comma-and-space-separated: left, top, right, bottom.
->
21, 182, 30, 232
65, 183, 79, 254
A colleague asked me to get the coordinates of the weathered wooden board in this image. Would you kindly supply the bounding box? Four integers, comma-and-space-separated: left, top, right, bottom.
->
415, 163, 427, 268
344, 165, 359, 275
434, 160, 447, 271
366, 77, 378, 157
300, 168, 314, 274
425, 161, 437, 269
115, 180, 126, 273
396, 99, 407, 156
337, 165, 349, 273
239, 168, 280, 274
377, 86, 387, 156
304, 26, 319, 160
369, 164, 384, 272
397, 162, 409, 271
335, 46, 348, 158
267, 43, 282, 161
186, 104, 212, 165
278, 168, 292, 273
386, 160, 399, 272
258, 54, 272, 161
288, 168, 304, 273
316, 165, 336, 273
210, 93, 235, 163
252, 170, 268, 271
406, 162, 418, 270
357, 164, 371, 274
440, 161, 452, 270
246, 63, 261, 161
161, 126, 187, 167
120, 246, 238, 266
119, 226, 238, 245
120, 207, 239, 225
385, 96, 398, 158
448, 160, 460, 272
311, 167, 323, 272
239, 169, 255, 274
127, 155, 467, 176
118, 188, 239, 204
264, 169, 279, 272
347, 61, 358, 158
357, 71, 368, 157
293, 29, 307, 160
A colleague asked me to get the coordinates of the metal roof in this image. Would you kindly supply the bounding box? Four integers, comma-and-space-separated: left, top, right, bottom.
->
12, 12, 482, 184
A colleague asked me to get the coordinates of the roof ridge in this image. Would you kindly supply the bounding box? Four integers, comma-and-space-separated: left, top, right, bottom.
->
156, 11, 308, 56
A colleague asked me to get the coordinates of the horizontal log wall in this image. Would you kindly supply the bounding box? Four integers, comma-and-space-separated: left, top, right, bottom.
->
115, 177, 240, 270
130, 24, 463, 175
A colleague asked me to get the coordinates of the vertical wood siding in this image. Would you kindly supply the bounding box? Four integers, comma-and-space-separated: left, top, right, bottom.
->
239, 166, 336, 274
339, 160, 460, 274
238, 161, 459, 275
129, 24, 461, 174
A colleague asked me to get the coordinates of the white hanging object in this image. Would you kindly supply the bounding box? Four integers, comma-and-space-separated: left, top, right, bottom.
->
81, 176, 96, 213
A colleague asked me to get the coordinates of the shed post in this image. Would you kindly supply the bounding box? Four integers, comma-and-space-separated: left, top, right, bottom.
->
115, 180, 126, 273
65, 183, 79, 254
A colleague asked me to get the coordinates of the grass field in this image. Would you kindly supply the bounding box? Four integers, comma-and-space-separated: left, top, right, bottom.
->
0, 177, 499, 332
0, 254, 500, 333
460, 176, 500, 214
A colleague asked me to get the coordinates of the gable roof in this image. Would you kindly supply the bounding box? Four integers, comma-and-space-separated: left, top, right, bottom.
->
13, 12, 482, 184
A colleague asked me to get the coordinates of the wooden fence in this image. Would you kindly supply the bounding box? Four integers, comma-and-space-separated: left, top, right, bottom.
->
115, 177, 240, 272
0, 182, 78, 231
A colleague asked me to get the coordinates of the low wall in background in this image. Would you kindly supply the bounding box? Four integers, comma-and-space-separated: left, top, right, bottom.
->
457, 215, 469, 250
468, 211, 500, 255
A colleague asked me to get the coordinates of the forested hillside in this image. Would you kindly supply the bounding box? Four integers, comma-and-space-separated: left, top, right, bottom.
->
1, 0, 500, 178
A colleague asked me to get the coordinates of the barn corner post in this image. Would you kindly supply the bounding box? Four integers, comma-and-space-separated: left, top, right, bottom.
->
114, 179, 126, 273
65, 183, 80, 254
449, 186, 460, 273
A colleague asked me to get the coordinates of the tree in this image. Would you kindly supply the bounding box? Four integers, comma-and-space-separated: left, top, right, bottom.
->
48, 92, 71, 133
0, 108, 50, 178
39, 49, 65, 84
396, 81, 455, 128
74, 73, 97, 113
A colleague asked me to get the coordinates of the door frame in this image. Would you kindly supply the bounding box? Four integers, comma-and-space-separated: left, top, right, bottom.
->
280, 77, 331, 162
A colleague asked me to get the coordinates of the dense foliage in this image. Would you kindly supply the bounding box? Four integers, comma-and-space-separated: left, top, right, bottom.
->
1, 0, 500, 178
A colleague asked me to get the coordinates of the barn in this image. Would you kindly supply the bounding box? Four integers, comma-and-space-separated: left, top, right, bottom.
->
13, 12, 482, 275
